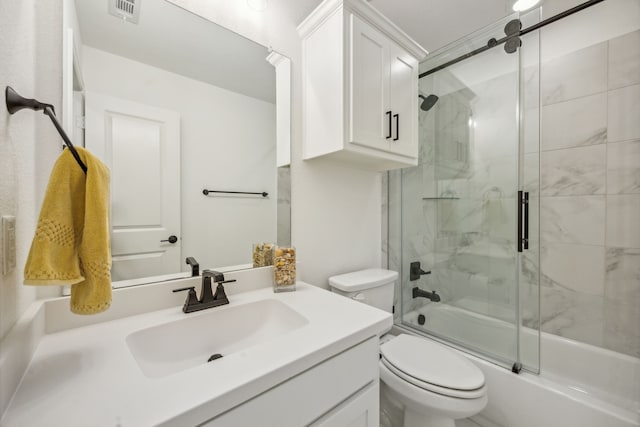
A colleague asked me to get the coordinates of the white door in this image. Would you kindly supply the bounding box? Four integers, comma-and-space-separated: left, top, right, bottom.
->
350, 14, 390, 152
388, 42, 419, 158
85, 92, 181, 282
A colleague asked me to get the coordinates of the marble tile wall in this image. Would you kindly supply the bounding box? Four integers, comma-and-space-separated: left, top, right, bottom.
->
386, 169, 402, 322
538, 29, 640, 357
276, 166, 291, 247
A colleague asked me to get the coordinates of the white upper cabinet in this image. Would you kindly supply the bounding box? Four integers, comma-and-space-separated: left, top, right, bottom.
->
298, 0, 427, 170
350, 15, 389, 153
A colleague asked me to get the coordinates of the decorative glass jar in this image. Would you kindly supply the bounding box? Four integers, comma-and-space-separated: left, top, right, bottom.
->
273, 246, 296, 292
252, 243, 275, 268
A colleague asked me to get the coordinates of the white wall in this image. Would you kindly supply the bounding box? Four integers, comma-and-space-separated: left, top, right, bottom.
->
168, 0, 384, 289
81, 46, 277, 270
0, 0, 64, 340
61, 0, 83, 135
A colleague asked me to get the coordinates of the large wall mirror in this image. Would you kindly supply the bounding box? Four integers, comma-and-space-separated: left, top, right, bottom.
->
63, 0, 291, 287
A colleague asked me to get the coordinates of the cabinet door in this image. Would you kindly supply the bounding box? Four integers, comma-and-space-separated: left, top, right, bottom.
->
350, 14, 390, 152
388, 42, 418, 158
311, 381, 379, 427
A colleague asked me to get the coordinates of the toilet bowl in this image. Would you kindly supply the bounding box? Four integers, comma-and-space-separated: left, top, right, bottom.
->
329, 269, 488, 427
380, 334, 488, 427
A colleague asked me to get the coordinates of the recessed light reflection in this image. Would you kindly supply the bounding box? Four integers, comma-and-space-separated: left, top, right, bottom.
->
513, 0, 541, 12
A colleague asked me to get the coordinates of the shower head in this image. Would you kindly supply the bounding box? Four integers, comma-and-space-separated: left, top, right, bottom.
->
419, 94, 439, 111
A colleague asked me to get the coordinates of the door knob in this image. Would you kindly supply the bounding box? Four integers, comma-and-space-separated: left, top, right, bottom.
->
161, 235, 178, 244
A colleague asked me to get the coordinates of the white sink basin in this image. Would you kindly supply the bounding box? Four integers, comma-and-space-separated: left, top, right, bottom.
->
126, 298, 308, 378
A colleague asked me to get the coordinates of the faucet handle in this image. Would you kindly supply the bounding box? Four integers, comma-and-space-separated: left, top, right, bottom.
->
173, 286, 199, 311
173, 286, 196, 293
211, 279, 236, 301
410, 261, 432, 281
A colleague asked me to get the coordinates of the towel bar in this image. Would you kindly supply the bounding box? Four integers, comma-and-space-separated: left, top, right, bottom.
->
5, 86, 87, 174
202, 189, 268, 197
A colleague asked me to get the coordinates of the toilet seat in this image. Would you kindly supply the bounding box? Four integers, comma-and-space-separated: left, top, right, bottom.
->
380, 361, 488, 422
380, 334, 486, 399
380, 357, 487, 399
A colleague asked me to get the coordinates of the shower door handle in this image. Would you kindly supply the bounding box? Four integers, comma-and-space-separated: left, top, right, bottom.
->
393, 113, 399, 141
386, 111, 392, 139
523, 191, 529, 250
517, 191, 529, 252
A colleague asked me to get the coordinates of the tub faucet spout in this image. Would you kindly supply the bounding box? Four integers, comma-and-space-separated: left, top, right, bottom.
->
412, 287, 441, 302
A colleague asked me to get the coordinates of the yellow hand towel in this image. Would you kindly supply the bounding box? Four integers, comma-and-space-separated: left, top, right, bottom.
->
24, 147, 112, 315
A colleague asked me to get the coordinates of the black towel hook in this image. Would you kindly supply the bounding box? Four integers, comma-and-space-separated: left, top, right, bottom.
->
5, 86, 87, 174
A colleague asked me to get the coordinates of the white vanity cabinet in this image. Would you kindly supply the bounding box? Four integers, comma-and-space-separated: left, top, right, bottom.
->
311, 381, 379, 427
201, 337, 379, 427
299, 0, 427, 170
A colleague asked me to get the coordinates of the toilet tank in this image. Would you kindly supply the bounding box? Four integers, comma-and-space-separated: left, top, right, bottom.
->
328, 269, 398, 313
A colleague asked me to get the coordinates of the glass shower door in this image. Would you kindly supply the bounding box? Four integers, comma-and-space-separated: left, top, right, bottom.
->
398, 12, 540, 371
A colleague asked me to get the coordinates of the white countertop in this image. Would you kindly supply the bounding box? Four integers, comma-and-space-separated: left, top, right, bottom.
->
1, 282, 391, 427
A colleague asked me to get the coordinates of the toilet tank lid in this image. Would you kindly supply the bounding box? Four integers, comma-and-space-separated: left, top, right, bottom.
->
328, 269, 398, 292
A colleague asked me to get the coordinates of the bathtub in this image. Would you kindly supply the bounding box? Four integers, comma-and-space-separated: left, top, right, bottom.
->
397, 302, 640, 427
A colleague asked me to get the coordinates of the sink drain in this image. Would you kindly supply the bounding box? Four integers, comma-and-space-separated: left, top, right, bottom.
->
207, 353, 223, 363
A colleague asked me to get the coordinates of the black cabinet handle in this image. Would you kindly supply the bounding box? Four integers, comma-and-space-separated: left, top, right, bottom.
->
393, 113, 399, 141
386, 111, 392, 139
161, 235, 178, 244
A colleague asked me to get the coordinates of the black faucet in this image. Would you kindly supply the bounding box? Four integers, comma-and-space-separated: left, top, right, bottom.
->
412, 287, 441, 302
185, 257, 199, 277
172, 269, 236, 313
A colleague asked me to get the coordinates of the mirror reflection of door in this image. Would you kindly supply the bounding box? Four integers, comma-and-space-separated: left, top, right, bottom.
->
85, 92, 181, 281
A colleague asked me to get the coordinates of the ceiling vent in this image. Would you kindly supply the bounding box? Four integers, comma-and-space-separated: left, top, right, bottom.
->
108, 0, 141, 24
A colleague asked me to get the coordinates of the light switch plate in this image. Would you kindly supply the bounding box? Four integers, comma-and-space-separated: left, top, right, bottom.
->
2, 215, 16, 275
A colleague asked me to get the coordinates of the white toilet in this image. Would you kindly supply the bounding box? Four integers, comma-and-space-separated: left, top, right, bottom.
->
329, 269, 488, 427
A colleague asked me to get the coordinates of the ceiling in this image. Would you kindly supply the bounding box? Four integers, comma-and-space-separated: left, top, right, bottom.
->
370, 0, 516, 53
75, 0, 520, 104
292, 0, 517, 53
75, 0, 276, 103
